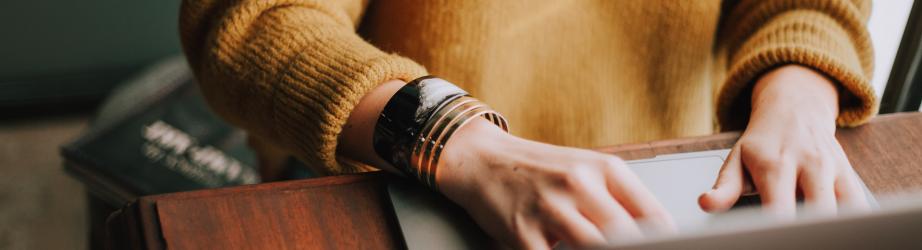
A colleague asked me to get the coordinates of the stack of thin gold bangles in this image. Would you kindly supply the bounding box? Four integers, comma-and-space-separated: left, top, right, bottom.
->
410, 95, 508, 189
373, 76, 508, 190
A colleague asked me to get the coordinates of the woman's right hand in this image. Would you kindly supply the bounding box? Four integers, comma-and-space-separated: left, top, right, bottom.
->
437, 118, 675, 249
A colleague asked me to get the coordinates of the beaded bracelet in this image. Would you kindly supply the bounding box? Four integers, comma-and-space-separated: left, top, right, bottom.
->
373, 76, 508, 189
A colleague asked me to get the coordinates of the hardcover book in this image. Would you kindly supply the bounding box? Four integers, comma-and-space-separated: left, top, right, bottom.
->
61, 56, 260, 207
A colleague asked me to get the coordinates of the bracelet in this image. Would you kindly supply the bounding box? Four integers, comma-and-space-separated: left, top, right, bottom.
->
413, 96, 508, 189
373, 76, 466, 173
373, 76, 508, 189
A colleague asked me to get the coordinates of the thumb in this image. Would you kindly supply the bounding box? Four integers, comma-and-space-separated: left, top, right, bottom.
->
699, 147, 746, 212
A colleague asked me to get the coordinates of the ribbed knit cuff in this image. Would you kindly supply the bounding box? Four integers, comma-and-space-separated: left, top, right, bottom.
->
273, 47, 427, 174
181, 1, 429, 174
716, 6, 877, 130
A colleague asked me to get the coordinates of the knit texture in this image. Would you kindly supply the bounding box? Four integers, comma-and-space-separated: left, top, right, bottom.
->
180, 0, 875, 174
180, 0, 428, 173
715, 0, 876, 129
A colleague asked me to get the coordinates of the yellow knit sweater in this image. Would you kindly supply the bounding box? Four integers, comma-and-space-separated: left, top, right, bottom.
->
180, 0, 876, 174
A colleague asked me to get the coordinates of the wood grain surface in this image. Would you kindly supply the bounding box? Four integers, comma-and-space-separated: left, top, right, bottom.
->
107, 112, 922, 249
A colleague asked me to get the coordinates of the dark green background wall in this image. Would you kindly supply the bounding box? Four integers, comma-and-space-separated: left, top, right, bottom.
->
0, 0, 183, 107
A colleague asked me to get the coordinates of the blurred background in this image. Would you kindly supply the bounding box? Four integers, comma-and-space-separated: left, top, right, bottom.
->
1, 1, 181, 249
0, 1, 919, 249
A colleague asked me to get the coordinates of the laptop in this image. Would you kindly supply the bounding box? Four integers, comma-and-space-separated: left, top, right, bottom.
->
387, 149, 883, 249
608, 193, 922, 249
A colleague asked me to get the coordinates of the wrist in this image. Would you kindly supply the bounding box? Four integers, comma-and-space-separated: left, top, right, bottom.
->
437, 118, 517, 202
370, 76, 508, 189
751, 65, 839, 123
339, 80, 407, 170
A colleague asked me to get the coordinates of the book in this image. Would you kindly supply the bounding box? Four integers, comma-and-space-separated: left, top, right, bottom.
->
61, 56, 260, 207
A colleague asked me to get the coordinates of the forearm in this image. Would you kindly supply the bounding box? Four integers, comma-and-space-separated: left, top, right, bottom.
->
337, 80, 406, 173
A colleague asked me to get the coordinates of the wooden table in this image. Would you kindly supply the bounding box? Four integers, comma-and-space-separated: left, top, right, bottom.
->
105, 112, 922, 249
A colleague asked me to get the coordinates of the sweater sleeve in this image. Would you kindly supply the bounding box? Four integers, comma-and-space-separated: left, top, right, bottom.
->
179, 0, 428, 174
714, 0, 876, 130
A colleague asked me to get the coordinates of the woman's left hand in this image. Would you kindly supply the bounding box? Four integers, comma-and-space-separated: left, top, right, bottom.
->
698, 65, 870, 217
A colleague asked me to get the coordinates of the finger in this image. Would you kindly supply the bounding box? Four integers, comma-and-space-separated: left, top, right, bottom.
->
515, 218, 550, 250
835, 165, 871, 212
751, 159, 798, 218
547, 204, 608, 248
699, 147, 746, 212
603, 158, 675, 231
576, 180, 644, 241
799, 164, 837, 215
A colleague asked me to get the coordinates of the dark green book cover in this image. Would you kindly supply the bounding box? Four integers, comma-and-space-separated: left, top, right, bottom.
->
61, 57, 260, 206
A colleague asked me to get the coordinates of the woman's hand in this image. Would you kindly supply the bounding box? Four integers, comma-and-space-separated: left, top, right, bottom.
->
338, 79, 673, 248
438, 118, 675, 249
699, 65, 870, 216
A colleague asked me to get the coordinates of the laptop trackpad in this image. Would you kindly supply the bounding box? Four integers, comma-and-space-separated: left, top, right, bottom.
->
627, 151, 728, 229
